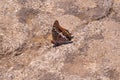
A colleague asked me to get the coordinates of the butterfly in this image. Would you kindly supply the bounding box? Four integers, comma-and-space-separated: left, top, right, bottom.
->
51, 20, 73, 46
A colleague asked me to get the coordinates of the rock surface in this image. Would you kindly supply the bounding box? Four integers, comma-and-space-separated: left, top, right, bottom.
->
0, 0, 120, 80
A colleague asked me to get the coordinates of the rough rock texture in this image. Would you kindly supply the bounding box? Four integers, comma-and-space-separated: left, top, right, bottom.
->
0, 0, 120, 80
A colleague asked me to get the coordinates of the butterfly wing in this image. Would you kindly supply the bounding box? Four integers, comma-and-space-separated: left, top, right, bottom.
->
52, 20, 61, 41
51, 20, 73, 46
59, 27, 73, 41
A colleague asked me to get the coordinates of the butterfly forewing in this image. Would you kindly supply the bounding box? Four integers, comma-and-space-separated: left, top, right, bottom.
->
52, 27, 58, 41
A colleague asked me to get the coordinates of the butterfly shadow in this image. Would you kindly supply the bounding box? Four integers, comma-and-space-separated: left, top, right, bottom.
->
53, 41, 73, 47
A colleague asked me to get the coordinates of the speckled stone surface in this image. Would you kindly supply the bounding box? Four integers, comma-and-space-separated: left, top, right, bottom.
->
0, 0, 120, 80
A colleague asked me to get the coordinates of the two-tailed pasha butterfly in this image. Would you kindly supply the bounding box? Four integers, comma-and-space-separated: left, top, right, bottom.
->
51, 20, 73, 46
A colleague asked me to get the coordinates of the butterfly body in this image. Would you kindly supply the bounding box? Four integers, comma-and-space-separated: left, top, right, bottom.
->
51, 20, 73, 46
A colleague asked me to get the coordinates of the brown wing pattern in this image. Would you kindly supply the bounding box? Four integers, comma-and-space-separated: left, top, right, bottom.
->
51, 20, 73, 46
